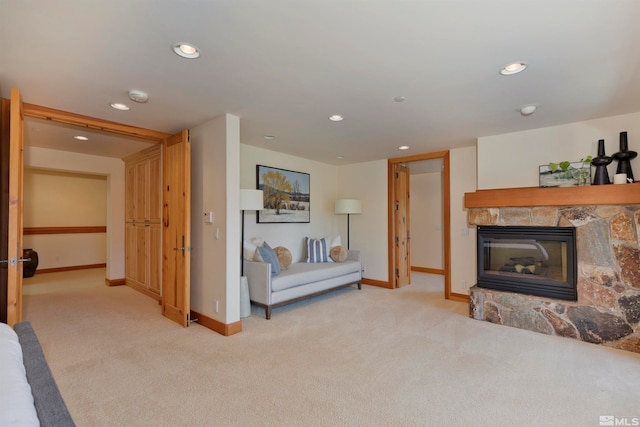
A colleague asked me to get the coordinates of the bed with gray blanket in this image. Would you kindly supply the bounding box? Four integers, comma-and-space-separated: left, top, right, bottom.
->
0, 321, 75, 427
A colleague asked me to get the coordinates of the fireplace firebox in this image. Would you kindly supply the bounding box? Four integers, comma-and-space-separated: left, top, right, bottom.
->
477, 226, 577, 301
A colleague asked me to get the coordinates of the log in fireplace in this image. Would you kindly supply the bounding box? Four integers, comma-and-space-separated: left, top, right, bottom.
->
477, 226, 577, 301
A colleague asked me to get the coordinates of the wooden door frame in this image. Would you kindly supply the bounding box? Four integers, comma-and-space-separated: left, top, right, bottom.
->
388, 150, 452, 299
19, 102, 170, 285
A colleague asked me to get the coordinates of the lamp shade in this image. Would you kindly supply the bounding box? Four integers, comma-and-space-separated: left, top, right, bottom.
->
334, 199, 362, 214
240, 189, 264, 211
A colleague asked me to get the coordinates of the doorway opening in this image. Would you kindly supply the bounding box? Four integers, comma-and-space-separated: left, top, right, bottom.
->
388, 151, 452, 299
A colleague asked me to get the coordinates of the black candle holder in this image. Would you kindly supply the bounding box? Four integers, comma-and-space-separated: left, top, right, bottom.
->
592, 139, 612, 185
612, 131, 637, 182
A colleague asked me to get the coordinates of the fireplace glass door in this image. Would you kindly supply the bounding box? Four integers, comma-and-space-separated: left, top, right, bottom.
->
477, 226, 577, 301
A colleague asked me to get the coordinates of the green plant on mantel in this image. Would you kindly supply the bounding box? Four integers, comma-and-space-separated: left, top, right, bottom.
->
548, 156, 593, 186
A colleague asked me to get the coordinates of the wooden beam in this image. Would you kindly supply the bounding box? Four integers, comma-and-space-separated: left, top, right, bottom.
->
22, 103, 170, 143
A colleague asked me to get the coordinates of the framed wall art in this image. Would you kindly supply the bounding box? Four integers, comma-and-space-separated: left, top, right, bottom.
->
539, 162, 591, 187
256, 165, 310, 223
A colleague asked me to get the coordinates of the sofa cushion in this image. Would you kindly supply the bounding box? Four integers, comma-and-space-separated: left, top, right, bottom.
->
271, 260, 360, 292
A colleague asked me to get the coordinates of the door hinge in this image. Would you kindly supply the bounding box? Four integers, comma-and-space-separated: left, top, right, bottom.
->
395, 268, 399, 277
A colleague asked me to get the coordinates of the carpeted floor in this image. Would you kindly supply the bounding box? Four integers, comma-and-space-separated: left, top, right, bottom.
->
22, 269, 640, 427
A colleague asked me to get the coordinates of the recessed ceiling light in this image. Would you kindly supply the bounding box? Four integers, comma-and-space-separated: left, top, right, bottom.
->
110, 102, 130, 111
399, 145, 410, 150
263, 135, 275, 140
500, 62, 527, 76
74, 135, 89, 141
394, 96, 406, 103
128, 90, 149, 103
336, 156, 344, 159
329, 114, 344, 122
520, 105, 537, 116
172, 43, 200, 59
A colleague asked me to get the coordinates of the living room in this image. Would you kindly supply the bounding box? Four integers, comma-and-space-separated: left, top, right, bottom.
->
2, 2, 640, 425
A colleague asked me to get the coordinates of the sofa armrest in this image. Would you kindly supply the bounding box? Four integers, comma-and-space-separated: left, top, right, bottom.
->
243, 260, 272, 305
347, 249, 361, 263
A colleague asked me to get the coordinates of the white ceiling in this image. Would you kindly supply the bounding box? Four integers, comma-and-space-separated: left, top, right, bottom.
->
2, 1, 640, 163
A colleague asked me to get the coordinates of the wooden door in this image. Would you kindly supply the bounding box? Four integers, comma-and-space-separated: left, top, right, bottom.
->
125, 164, 136, 222
148, 152, 162, 223
148, 223, 161, 295
3, 89, 25, 325
162, 130, 191, 327
394, 163, 411, 288
135, 160, 148, 222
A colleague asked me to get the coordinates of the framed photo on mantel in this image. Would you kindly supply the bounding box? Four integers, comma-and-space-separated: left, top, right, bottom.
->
256, 165, 310, 223
539, 162, 591, 188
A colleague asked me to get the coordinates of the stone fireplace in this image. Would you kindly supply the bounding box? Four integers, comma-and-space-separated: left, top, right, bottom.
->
465, 185, 640, 354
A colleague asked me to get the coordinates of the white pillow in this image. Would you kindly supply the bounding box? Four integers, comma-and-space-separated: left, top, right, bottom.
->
330, 235, 342, 248
0, 323, 40, 427
243, 240, 257, 261
243, 237, 264, 260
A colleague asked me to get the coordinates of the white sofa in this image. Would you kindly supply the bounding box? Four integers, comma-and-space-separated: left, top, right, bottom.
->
244, 250, 362, 319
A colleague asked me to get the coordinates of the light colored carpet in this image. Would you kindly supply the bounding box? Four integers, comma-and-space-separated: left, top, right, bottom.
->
22, 269, 640, 427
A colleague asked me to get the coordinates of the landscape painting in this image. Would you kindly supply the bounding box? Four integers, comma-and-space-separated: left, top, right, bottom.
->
256, 165, 310, 223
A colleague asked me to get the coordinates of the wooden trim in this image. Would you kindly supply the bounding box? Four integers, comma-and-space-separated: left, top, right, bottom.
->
105, 278, 125, 287
464, 182, 640, 208
362, 277, 392, 289
22, 103, 170, 143
442, 151, 451, 300
449, 292, 470, 303
411, 266, 445, 275
35, 263, 106, 275
387, 161, 395, 288
24, 226, 106, 235
190, 310, 242, 336
387, 150, 449, 164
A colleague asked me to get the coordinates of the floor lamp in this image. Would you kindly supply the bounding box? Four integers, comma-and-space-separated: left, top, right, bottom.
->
335, 199, 362, 250
240, 189, 264, 276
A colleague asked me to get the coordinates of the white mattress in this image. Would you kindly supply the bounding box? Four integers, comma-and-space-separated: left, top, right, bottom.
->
0, 323, 40, 427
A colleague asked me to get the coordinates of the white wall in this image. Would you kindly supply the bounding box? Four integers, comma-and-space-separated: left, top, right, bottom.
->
477, 111, 640, 189
23, 168, 107, 270
449, 146, 477, 295
336, 160, 388, 282
24, 147, 125, 280
240, 145, 339, 263
410, 172, 443, 270
191, 114, 241, 324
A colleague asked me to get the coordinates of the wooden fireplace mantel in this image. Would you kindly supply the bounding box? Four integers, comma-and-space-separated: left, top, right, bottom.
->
464, 182, 640, 208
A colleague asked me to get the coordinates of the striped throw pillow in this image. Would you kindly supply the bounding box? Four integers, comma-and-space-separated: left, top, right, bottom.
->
305, 237, 329, 263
